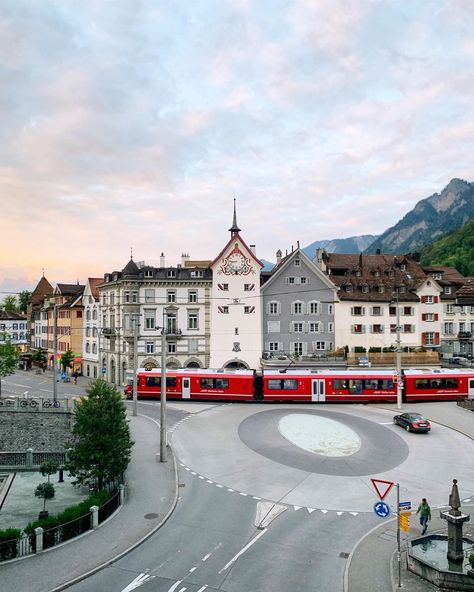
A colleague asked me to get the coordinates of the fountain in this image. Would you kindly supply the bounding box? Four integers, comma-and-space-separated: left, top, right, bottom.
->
407, 479, 474, 590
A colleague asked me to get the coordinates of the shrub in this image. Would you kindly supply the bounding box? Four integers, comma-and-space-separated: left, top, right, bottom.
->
369, 347, 382, 353
354, 346, 367, 353
0, 528, 22, 561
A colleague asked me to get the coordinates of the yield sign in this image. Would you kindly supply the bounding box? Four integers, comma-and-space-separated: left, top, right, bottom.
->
371, 478, 394, 501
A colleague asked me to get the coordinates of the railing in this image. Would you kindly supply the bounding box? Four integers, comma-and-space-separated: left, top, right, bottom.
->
458, 332, 472, 339
0, 397, 73, 412
262, 351, 345, 363
0, 450, 67, 470
0, 487, 122, 562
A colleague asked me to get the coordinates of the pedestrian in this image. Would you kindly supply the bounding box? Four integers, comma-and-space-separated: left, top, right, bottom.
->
416, 498, 431, 535
73, 370, 78, 385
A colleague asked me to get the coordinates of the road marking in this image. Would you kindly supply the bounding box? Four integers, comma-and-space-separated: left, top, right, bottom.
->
207, 480, 213, 484
120, 573, 155, 591
218, 529, 267, 574
40, 388, 53, 393
227, 488, 234, 492
167, 581, 183, 592
189, 567, 196, 573
177, 588, 186, 592
202, 542, 222, 562
196, 587, 208, 592
321, 509, 328, 514
380, 422, 394, 425
294, 506, 302, 511
307, 508, 316, 514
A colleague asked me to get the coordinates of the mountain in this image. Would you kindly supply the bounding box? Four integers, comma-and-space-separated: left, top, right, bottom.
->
420, 218, 474, 276
303, 235, 377, 258
366, 178, 474, 254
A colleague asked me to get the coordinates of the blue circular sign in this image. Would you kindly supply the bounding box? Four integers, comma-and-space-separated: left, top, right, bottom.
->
374, 501, 390, 518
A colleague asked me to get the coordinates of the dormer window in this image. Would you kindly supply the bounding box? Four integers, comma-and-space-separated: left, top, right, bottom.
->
378, 285, 385, 294
400, 264, 406, 271
444, 286, 452, 295
167, 270, 176, 278
356, 270, 361, 277
374, 270, 380, 278
361, 284, 369, 293
397, 286, 406, 294
144, 270, 153, 278
345, 284, 353, 293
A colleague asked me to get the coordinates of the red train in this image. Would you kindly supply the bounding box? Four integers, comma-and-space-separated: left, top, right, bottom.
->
126, 367, 474, 404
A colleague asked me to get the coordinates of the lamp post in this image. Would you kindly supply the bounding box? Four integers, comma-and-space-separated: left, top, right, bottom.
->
160, 310, 167, 462
131, 314, 140, 417
53, 304, 58, 404
395, 293, 402, 410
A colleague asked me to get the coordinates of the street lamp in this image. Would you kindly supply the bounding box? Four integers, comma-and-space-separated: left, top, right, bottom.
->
392, 292, 402, 410
160, 309, 168, 462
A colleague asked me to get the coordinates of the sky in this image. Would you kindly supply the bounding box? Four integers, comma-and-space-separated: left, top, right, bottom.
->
1, 0, 474, 295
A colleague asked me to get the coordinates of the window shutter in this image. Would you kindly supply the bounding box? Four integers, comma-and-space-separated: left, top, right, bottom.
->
422, 313, 427, 321
421, 296, 426, 303
351, 307, 354, 315
421, 332, 426, 345
264, 342, 270, 351
433, 296, 439, 303
289, 323, 293, 333
434, 314, 439, 321
302, 342, 308, 354
319, 322, 324, 333
362, 307, 366, 315
435, 333, 440, 345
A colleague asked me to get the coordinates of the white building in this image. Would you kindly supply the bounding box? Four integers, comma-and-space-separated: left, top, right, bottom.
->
209, 204, 263, 369
0, 310, 28, 349
82, 278, 102, 379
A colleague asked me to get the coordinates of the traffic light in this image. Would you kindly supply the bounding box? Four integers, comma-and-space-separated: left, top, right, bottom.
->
399, 511, 411, 532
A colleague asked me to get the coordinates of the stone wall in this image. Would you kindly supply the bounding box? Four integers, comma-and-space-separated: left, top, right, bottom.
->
0, 410, 74, 451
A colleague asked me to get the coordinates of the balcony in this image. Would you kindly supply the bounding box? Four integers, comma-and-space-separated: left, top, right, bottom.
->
102, 328, 116, 338
458, 332, 472, 340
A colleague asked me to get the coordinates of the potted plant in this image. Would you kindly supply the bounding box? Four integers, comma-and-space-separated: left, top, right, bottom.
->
35, 482, 55, 520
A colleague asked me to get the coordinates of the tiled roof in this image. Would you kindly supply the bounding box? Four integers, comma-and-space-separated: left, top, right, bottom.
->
87, 278, 102, 299
30, 276, 54, 306
456, 277, 474, 303
0, 310, 27, 320
56, 283, 85, 295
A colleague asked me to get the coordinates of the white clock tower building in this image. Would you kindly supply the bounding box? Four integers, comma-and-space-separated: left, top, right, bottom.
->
209, 202, 263, 369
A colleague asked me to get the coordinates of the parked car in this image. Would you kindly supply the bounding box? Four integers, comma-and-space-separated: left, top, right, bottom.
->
393, 412, 431, 433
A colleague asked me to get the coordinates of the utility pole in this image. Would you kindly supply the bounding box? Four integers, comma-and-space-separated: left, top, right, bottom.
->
132, 315, 139, 417
160, 310, 167, 462
396, 482, 402, 588
395, 293, 402, 410
53, 304, 58, 404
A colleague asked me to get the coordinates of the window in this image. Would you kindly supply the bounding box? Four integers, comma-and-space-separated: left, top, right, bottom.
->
188, 290, 197, 303
124, 291, 130, 303
268, 302, 279, 315
167, 290, 176, 303
93, 309, 97, 320
292, 322, 304, 332
86, 309, 91, 321
244, 284, 254, 291
294, 258, 300, 267
269, 342, 279, 352
352, 324, 364, 334
144, 310, 155, 329
145, 270, 153, 278
378, 285, 385, 293
218, 283, 229, 291
267, 321, 280, 333
167, 270, 176, 278
76, 310, 82, 318
146, 376, 177, 387
188, 312, 198, 330
361, 284, 369, 293
389, 307, 396, 316
200, 378, 229, 389
92, 343, 97, 353
309, 322, 320, 333
328, 304, 333, 315
351, 306, 365, 316
293, 342, 303, 354
244, 306, 254, 314
424, 295, 434, 304
167, 313, 177, 333
190, 270, 204, 278
328, 322, 334, 333
235, 327, 239, 335
372, 306, 382, 316
424, 332, 435, 345
146, 341, 154, 354
371, 324, 383, 333
423, 313, 435, 322
314, 341, 326, 350
403, 307, 412, 316
110, 293, 115, 305
145, 289, 155, 303
219, 306, 229, 314
86, 343, 90, 353
444, 286, 452, 295
300, 277, 308, 284
308, 301, 320, 315
267, 379, 298, 390
403, 325, 413, 333
287, 277, 295, 284
292, 302, 304, 314
132, 291, 138, 303
168, 341, 176, 354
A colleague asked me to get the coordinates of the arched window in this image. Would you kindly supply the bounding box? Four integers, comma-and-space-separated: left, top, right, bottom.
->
86, 309, 91, 321
86, 343, 90, 353
92, 343, 97, 354
92, 309, 97, 320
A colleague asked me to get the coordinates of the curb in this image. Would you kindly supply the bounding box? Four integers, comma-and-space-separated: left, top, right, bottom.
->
47, 412, 179, 592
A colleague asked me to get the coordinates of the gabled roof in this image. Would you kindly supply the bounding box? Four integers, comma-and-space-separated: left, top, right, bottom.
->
55, 283, 85, 296
211, 233, 263, 270
456, 277, 474, 304
87, 278, 102, 300
0, 310, 27, 321
261, 248, 337, 293
30, 276, 54, 306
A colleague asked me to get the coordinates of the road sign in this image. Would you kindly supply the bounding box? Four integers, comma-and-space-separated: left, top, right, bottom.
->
399, 511, 411, 532
399, 501, 412, 511
371, 478, 395, 501
374, 501, 391, 518
102, 367, 106, 374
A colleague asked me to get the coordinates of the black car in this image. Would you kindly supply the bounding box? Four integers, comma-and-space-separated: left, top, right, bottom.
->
393, 412, 431, 433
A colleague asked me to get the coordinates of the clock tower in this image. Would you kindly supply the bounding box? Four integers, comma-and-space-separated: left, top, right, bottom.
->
209, 201, 263, 369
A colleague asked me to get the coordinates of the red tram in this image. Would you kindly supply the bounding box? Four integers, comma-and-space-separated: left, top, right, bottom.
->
129, 367, 474, 403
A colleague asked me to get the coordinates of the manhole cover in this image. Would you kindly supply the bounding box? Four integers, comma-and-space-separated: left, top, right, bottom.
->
144, 513, 159, 520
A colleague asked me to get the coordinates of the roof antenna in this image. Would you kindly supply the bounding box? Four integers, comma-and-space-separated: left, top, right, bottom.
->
130, 247, 133, 260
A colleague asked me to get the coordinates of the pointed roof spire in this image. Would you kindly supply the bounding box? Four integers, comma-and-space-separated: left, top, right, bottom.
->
229, 197, 241, 236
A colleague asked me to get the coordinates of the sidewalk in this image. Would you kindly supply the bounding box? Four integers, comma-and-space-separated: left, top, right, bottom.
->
0, 412, 177, 592
346, 401, 474, 592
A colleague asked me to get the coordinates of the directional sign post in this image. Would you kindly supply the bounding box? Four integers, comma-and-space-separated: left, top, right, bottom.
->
399, 501, 411, 511
374, 501, 391, 518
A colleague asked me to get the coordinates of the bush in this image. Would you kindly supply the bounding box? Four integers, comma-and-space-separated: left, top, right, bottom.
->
368, 347, 382, 353
354, 346, 367, 353
0, 528, 22, 561
24, 516, 60, 551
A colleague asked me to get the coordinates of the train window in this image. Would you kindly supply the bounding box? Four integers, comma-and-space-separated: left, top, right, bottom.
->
348, 380, 363, 394
146, 377, 161, 387
267, 380, 282, 390
364, 379, 379, 390
215, 379, 229, 389
166, 378, 177, 387
267, 379, 298, 390
333, 379, 348, 390
200, 378, 214, 389
415, 379, 429, 389
443, 378, 458, 389
379, 379, 394, 389
282, 379, 298, 390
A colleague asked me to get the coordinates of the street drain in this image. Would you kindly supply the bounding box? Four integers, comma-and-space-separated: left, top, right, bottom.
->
144, 513, 159, 520
339, 552, 350, 559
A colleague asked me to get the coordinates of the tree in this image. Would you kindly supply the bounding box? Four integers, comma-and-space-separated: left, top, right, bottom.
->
40, 460, 59, 483
60, 349, 74, 372
2, 295, 17, 312
32, 348, 47, 370
35, 482, 55, 513
66, 380, 133, 490
18, 290, 32, 314
0, 336, 19, 397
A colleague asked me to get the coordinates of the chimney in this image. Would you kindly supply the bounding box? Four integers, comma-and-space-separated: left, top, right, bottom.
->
314, 248, 326, 271
160, 253, 165, 268
276, 249, 282, 265
249, 244, 256, 256
181, 252, 190, 267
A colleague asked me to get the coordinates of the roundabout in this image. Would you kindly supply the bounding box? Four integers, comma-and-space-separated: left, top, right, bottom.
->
171, 403, 474, 513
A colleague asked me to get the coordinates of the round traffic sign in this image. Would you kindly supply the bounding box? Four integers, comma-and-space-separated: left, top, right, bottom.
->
374, 501, 391, 518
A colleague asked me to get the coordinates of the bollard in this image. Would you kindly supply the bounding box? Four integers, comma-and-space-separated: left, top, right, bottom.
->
119, 484, 125, 505
35, 527, 44, 553
90, 505, 99, 529
26, 448, 33, 470
58, 467, 64, 483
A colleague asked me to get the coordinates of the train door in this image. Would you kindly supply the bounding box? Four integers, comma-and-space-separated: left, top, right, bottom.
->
468, 378, 474, 400
182, 378, 191, 400
311, 379, 326, 402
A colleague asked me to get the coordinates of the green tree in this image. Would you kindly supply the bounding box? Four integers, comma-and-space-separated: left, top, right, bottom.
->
32, 348, 47, 370
40, 460, 59, 483
35, 482, 55, 513
66, 380, 133, 490
60, 349, 74, 372
2, 295, 18, 312
0, 335, 19, 397
18, 290, 32, 314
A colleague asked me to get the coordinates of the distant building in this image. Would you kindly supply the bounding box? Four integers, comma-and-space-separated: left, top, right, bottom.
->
27, 275, 53, 350
0, 310, 28, 350
82, 278, 102, 379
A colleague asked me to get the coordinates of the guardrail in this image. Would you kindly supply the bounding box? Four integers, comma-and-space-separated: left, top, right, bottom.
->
0, 450, 67, 470
0, 397, 74, 412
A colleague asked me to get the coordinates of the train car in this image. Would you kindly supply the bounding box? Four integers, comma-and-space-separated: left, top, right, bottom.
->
403, 368, 474, 402
261, 369, 397, 403
135, 368, 255, 401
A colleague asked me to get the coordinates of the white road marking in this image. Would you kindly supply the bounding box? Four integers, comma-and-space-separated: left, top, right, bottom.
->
196, 587, 208, 592
380, 422, 394, 425
307, 508, 316, 514
252, 496, 261, 500
120, 573, 155, 591
227, 488, 234, 492
207, 480, 213, 484
239, 492, 247, 496
218, 529, 267, 574
189, 567, 196, 573
40, 388, 53, 393
167, 581, 183, 592
350, 512, 359, 516
337, 511, 344, 516
201, 542, 222, 562
321, 509, 328, 514
177, 588, 186, 592
293, 506, 302, 511
216, 484, 223, 488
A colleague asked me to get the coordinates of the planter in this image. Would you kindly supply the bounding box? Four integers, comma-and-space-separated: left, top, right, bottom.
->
38, 510, 49, 521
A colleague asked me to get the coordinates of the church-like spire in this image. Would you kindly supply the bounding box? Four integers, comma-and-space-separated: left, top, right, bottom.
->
228, 198, 241, 236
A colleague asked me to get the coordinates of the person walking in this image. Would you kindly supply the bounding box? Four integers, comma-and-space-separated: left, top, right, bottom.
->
416, 498, 431, 534
73, 370, 78, 385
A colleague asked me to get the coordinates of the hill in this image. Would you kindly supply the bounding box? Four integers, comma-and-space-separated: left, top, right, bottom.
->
303, 235, 377, 257
420, 219, 474, 276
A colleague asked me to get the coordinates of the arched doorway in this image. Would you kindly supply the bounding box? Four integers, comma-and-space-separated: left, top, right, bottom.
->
224, 360, 249, 369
